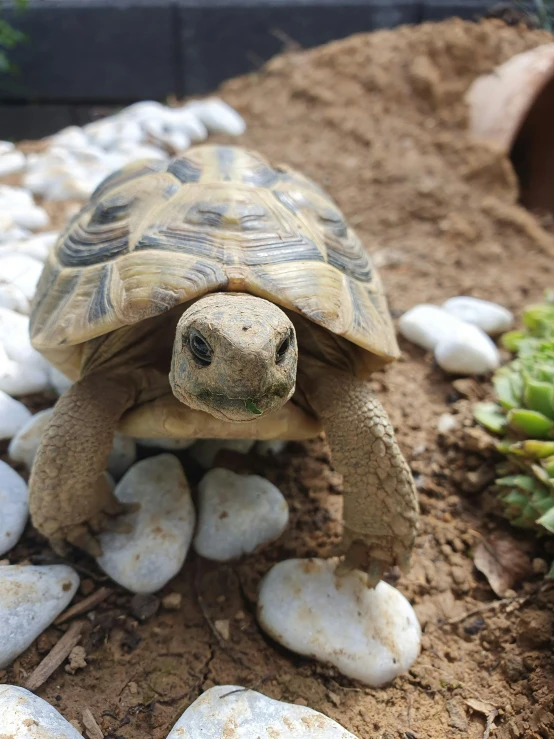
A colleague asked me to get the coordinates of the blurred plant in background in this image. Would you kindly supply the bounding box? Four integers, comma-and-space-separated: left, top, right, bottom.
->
0, 0, 26, 74
474, 297, 554, 576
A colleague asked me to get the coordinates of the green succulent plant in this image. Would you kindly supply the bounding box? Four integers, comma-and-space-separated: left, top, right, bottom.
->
474, 299, 554, 577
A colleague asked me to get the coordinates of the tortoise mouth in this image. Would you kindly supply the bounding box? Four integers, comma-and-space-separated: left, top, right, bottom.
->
183, 387, 293, 423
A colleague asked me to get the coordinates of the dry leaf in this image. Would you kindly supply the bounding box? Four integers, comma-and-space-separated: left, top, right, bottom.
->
465, 698, 497, 715
465, 698, 499, 739
473, 532, 532, 597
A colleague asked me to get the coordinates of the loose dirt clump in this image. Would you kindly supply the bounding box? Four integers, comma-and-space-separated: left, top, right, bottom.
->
2, 17, 554, 739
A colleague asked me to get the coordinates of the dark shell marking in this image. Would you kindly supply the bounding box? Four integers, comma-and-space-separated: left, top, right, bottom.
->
31, 144, 398, 368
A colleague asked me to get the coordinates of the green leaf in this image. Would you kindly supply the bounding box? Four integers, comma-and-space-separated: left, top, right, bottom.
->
547, 560, 554, 579
493, 374, 520, 410
542, 456, 554, 477
517, 440, 554, 459
507, 408, 554, 438
523, 379, 554, 419
496, 474, 538, 492
473, 402, 507, 434
501, 330, 526, 353
245, 399, 262, 415
537, 506, 554, 533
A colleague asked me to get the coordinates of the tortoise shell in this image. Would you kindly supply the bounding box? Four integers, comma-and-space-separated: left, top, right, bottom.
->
30, 145, 399, 375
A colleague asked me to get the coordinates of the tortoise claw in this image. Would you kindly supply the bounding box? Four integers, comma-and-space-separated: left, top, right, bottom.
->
66, 525, 103, 558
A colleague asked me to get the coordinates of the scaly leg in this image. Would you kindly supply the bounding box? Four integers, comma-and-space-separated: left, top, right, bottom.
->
301, 365, 419, 586
29, 372, 143, 556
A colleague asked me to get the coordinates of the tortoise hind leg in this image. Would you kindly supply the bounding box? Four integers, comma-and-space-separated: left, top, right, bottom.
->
299, 364, 419, 586
29, 372, 143, 556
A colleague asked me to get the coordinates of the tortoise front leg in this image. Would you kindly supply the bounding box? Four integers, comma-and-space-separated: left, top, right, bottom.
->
29, 372, 143, 557
301, 366, 419, 586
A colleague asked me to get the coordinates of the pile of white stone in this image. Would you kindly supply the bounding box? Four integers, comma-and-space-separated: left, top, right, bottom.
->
0, 684, 358, 738
399, 296, 514, 375
0, 98, 245, 201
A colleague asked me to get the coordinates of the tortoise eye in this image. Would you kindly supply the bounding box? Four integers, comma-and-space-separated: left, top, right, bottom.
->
276, 335, 290, 363
189, 331, 213, 367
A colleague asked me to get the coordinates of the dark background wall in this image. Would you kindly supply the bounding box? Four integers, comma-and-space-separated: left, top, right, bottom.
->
0, 0, 502, 139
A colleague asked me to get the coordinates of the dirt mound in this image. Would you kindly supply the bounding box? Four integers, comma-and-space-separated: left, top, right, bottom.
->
3, 18, 554, 739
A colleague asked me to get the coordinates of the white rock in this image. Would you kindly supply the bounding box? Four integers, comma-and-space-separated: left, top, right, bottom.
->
0, 565, 79, 668
0, 185, 49, 230
442, 296, 514, 335
0, 390, 32, 439
257, 440, 287, 457
257, 558, 421, 687
169, 108, 208, 142
0, 312, 50, 395
0, 461, 28, 556
49, 125, 90, 150
47, 364, 73, 394
0, 284, 30, 314
0, 685, 83, 738
437, 413, 458, 434
0, 141, 14, 155
194, 469, 289, 561
0, 252, 44, 300
167, 685, 357, 739
0, 150, 26, 177
8, 408, 53, 469
398, 304, 470, 351
107, 433, 137, 480
97, 454, 195, 593
191, 438, 256, 468
14, 231, 58, 262
0, 214, 30, 244
185, 98, 246, 136
435, 332, 500, 375
0, 349, 51, 396
136, 436, 195, 450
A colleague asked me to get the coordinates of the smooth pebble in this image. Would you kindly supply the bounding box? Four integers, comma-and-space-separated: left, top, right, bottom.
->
186, 98, 247, 135
8, 408, 53, 469
435, 332, 500, 374
0, 686, 83, 738
0, 252, 44, 300
0, 308, 50, 395
194, 468, 289, 561
442, 296, 513, 335
0, 150, 26, 176
167, 685, 357, 739
191, 438, 255, 468
257, 558, 421, 687
97, 454, 195, 593
0, 390, 32, 439
0, 461, 28, 556
398, 304, 471, 351
0, 284, 30, 314
0, 565, 79, 668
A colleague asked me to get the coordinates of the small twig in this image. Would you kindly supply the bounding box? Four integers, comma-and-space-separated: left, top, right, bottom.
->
25, 621, 84, 692
483, 708, 499, 739
82, 707, 104, 739
55, 587, 112, 625
446, 596, 523, 625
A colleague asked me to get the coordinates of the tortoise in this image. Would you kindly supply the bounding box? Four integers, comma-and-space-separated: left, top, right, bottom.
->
29, 144, 418, 585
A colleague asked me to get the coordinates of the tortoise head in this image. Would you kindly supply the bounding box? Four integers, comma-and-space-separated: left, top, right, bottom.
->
170, 293, 297, 422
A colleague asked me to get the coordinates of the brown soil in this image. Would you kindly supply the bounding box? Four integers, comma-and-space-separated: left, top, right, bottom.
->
2, 17, 554, 739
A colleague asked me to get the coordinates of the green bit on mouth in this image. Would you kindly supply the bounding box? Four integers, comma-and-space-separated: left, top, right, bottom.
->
245, 399, 263, 415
